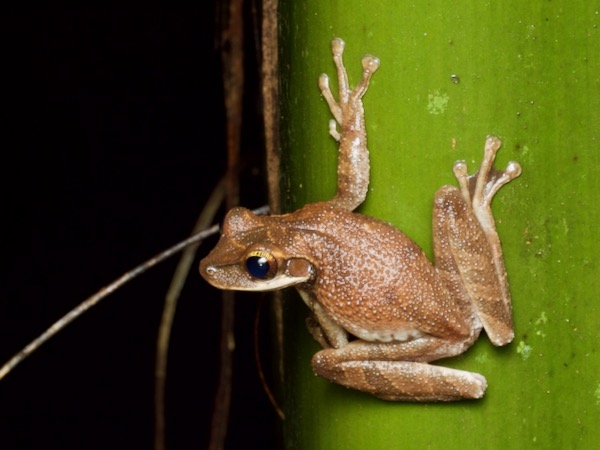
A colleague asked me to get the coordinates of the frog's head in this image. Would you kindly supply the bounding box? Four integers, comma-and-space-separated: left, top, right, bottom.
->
199, 207, 313, 291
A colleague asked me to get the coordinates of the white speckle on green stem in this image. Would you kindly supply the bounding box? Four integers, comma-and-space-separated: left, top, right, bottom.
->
427, 90, 449, 115
516, 340, 533, 360
535, 311, 548, 338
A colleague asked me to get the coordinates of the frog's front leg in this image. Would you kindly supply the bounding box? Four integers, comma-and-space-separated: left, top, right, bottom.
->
319, 38, 380, 211
298, 289, 350, 349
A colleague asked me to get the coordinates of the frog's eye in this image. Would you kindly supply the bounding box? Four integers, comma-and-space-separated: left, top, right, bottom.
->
245, 250, 278, 279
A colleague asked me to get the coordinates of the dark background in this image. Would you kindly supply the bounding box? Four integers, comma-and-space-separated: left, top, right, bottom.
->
0, 9, 277, 449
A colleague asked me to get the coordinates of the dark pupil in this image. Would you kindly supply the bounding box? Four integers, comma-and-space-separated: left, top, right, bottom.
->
246, 256, 271, 279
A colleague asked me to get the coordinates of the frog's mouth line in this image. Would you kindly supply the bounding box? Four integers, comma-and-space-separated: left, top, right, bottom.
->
202, 265, 310, 292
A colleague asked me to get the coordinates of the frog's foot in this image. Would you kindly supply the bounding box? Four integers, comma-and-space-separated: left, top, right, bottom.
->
318, 38, 380, 142
452, 136, 521, 231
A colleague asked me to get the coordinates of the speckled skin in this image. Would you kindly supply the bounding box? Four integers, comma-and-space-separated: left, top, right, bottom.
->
200, 39, 521, 401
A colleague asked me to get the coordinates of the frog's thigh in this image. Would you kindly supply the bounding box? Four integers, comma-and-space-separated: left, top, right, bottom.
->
313, 354, 487, 401
432, 185, 493, 274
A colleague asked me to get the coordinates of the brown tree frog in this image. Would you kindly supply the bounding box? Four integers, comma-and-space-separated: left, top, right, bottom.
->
200, 38, 522, 401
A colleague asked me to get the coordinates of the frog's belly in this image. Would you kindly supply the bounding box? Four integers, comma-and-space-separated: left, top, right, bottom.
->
347, 324, 425, 343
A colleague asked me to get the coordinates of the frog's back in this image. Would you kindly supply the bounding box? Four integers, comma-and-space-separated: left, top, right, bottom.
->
281, 203, 468, 341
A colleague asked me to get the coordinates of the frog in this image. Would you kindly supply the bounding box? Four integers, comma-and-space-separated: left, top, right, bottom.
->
199, 38, 522, 401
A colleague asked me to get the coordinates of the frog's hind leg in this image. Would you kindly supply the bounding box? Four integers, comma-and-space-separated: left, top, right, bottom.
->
313, 352, 487, 401
318, 38, 380, 139
433, 137, 521, 346
318, 38, 380, 211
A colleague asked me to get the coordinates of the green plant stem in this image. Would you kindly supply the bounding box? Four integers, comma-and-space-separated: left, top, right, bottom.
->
278, 1, 600, 448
